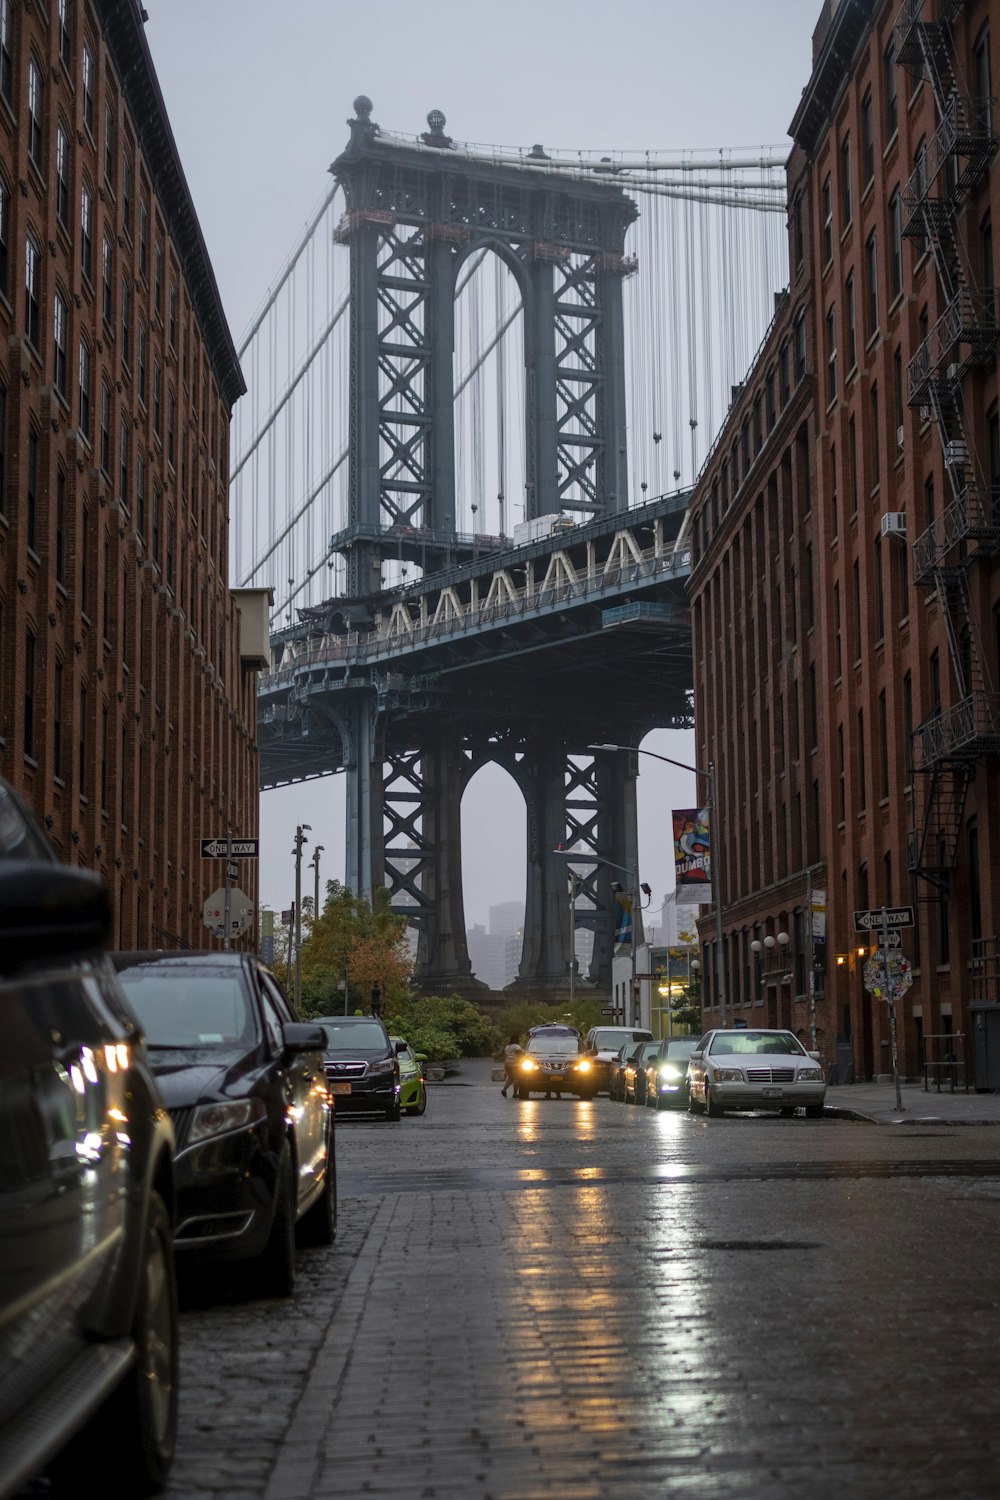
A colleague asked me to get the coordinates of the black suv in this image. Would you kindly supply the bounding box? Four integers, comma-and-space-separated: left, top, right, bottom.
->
315, 1015, 403, 1120
0, 779, 178, 1497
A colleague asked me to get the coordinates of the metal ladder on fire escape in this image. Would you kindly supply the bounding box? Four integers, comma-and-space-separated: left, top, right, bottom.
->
896, 0, 1000, 890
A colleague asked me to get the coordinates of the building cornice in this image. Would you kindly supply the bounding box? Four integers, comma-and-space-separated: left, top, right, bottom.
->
789, 0, 878, 157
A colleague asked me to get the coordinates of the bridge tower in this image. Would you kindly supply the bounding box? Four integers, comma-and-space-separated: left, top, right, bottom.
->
325, 99, 644, 996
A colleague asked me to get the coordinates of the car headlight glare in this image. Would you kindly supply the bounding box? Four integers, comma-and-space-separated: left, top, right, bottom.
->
575, 1059, 592, 1073
797, 1067, 825, 1082
520, 1058, 537, 1071
659, 1064, 683, 1081
711, 1067, 744, 1083
189, 1098, 265, 1145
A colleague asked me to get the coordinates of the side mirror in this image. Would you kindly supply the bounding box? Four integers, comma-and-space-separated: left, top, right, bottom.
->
395, 1040, 408, 1054
414, 1052, 428, 1062
808, 1050, 821, 1061
0, 862, 111, 971
690, 1050, 704, 1060
282, 1022, 327, 1056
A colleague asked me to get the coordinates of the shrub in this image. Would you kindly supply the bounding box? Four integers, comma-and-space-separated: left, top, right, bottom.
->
385, 994, 495, 1060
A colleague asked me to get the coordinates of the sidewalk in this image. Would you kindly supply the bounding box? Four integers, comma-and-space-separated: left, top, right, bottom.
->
824, 1078, 1000, 1124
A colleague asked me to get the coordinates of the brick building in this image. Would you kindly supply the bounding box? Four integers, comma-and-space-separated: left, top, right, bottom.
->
687, 0, 1000, 1082
0, 0, 264, 948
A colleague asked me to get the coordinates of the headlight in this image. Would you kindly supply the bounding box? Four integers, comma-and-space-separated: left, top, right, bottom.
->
797, 1067, 825, 1082
520, 1058, 537, 1071
189, 1098, 266, 1145
575, 1059, 592, 1073
711, 1067, 744, 1083
659, 1064, 683, 1081
368, 1058, 396, 1076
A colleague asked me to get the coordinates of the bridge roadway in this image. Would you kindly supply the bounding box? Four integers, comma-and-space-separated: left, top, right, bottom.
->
258, 487, 694, 789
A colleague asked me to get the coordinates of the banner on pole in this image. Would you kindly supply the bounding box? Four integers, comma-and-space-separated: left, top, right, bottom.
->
613, 888, 633, 951
673, 807, 712, 905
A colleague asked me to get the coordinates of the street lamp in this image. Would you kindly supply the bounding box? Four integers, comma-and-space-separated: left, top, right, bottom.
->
589, 743, 725, 1013
292, 824, 311, 1008
309, 845, 325, 925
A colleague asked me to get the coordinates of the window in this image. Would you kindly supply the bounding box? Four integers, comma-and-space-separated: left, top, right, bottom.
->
857, 709, 866, 812
27, 59, 43, 172
58, 0, 72, 70
167, 388, 175, 468
81, 181, 93, 281
885, 38, 898, 139
903, 671, 913, 782
924, 472, 935, 530
137, 451, 146, 539
866, 228, 879, 335
102, 233, 113, 325
25, 234, 41, 349
0, 0, 11, 103
841, 135, 852, 226
168, 282, 177, 349
896, 519, 910, 620
104, 102, 115, 187
0, 174, 7, 298
826, 303, 837, 403
779, 340, 790, 404
80, 507, 89, 615
121, 278, 130, 367
893, 346, 904, 448
138, 319, 146, 405
834, 582, 842, 677
100, 379, 111, 474
792, 192, 804, 269
930, 649, 941, 716
875, 532, 884, 640
852, 559, 861, 660
79, 338, 91, 438
53, 659, 63, 778
794, 309, 806, 379
765, 366, 776, 429
822, 174, 833, 264
974, 23, 992, 130
26, 427, 37, 552
152, 483, 160, 563
846, 271, 857, 370
153, 359, 161, 438
139, 197, 148, 279
849, 414, 858, 514
54, 290, 68, 397
870, 382, 880, 487
982, 215, 994, 301
889, 190, 902, 300
78, 684, 87, 791
831, 442, 838, 537
122, 152, 132, 235
82, 42, 94, 134
56, 126, 70, 227
837, 724, 846, 821
119, 416, 128, 504
861, 88, 874, 186
24, 631, 35, 758
154, 241, 163, 315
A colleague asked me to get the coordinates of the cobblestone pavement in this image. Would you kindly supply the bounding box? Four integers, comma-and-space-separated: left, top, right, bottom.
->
160, 1062, 1000, 1500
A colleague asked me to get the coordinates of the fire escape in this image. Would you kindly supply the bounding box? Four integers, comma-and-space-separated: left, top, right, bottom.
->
896, 0, 1000, 891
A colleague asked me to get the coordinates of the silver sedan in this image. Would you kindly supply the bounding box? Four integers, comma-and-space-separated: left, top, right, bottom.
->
687, 1029, 827, 1118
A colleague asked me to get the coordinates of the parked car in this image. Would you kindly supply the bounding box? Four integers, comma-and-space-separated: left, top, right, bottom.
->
512, 1024, 597, 1099
644, 1037, 700, 1109
583, 1025, 654, 1093
315, 1014, 403, 1120
390, 1035, 427, 1116
687, 1029, 827, 1118
0, 778, 178, 1497
607, 1042, 633, 1101
112, 951, 335, 1297
623, 1040, 662, 1105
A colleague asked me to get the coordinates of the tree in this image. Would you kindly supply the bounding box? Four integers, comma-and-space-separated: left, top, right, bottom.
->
297, 881, 414, 1018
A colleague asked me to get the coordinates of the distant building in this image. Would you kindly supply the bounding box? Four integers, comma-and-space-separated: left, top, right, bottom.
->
0, 1, 255, 948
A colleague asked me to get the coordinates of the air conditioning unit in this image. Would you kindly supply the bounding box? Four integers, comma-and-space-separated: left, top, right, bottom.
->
880, 512, 907, 538
896, 425, 905, 449
945, 439, 967, 469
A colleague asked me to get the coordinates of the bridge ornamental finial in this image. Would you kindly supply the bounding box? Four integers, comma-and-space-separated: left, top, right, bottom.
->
421, 109, 454, 149
346, 95, 379, 146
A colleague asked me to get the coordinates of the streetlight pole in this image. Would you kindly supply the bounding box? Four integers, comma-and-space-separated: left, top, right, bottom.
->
292, 823, 311, 1008
568, 869, 578, 1011
311, 845, 325, 926
555, 846, 649, 1023
590, 743, 725, 1014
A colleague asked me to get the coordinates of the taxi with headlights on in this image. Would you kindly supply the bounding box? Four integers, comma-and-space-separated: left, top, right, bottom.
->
687, 1029, 827, 1118
512, 1025, 597, 1100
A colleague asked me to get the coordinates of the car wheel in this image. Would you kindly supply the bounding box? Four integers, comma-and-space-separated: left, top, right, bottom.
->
688, 1089, 704, 1115
258, 1140, 296, 1297
50, 1190, 179, 1495
779, 1106, 796, 1117
653, 1090, 666, 1110
406, 1089, 427, 1116
805, 1104, 824, 1119
385, 1097, 401, 1122
297, 1139, 337, 1247
516, 1084, 530, 1100
705, 1086, 725, 1118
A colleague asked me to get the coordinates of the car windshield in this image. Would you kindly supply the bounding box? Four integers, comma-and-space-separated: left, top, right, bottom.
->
664, 1039, 697, 1060
117, 966, 257, 1049
528, 1035, 582, 1057
708, 1030, 807, 1057
320, 1021, 387, 1053
592, 1029, 651, 1049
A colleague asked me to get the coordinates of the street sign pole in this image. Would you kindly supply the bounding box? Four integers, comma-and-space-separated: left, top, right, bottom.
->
881, 905, 903, 1112
223, 831, 233, 952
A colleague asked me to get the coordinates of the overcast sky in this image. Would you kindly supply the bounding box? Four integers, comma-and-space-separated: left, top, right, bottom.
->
145, 1, 819, 933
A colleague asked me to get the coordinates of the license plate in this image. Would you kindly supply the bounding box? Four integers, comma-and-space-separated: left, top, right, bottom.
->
329, 1082, 352, 1095
762, 1086, 784, 1098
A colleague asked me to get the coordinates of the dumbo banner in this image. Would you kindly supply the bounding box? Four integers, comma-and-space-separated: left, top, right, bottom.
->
673, 807, 712, 905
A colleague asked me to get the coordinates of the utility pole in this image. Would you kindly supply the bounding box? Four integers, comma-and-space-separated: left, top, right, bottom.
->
311, 845, 324, 927
293, 823, 311, 1008
568, 869, 578, 1011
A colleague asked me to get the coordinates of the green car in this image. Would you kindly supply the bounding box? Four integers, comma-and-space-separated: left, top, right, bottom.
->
390, 1037, 428, 1116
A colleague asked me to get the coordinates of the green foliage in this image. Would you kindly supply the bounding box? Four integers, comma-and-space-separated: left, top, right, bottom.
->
384, 994, 494, 1060
491, 997, 606, 1049
299, 881, 413, 1013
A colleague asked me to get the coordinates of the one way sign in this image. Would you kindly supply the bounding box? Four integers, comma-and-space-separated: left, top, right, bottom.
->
200, 838, 259, 859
